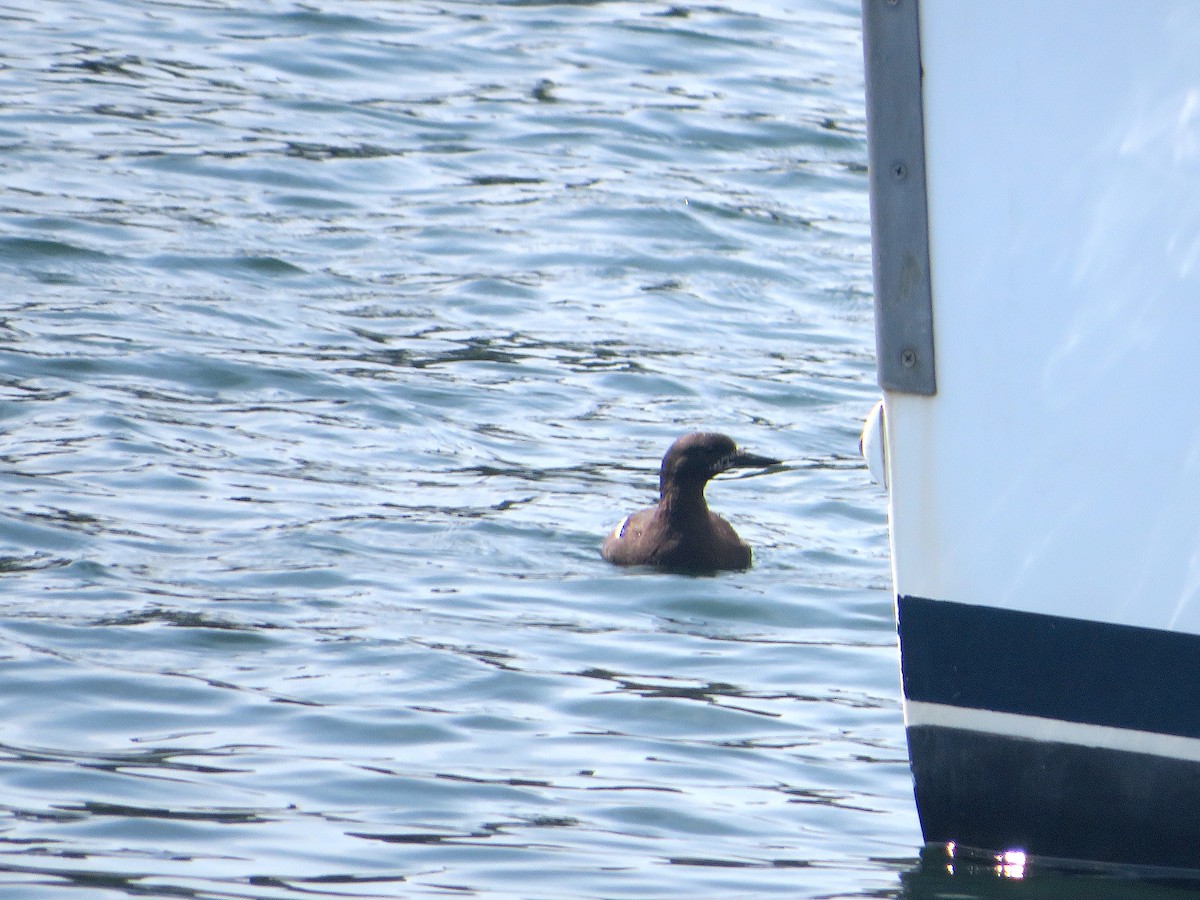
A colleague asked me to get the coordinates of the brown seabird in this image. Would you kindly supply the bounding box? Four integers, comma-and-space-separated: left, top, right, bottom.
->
601, 432, 780, 572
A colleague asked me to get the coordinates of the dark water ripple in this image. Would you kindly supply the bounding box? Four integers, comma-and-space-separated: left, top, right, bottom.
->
0, 1, 933, 898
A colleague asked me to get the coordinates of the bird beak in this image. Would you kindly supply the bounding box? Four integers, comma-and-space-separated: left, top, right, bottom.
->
721, 449, 781, 472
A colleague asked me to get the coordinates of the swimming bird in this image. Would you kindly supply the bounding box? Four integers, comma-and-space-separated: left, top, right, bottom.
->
601, 432, 780, 572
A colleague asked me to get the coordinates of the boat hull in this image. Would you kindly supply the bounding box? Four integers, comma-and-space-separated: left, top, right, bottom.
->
899, 595, 1200, 868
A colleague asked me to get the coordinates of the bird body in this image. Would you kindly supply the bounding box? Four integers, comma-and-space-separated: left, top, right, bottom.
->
602, 432, 779, 572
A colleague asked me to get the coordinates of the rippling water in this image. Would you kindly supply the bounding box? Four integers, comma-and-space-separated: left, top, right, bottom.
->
0, 1, 922, 897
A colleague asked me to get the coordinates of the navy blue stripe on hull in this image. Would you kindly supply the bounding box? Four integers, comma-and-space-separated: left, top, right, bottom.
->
897, 595, 1200, 739
909, 725, 1200, 869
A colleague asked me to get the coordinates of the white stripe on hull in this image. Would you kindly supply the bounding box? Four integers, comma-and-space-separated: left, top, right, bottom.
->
905, 700, 1200, 764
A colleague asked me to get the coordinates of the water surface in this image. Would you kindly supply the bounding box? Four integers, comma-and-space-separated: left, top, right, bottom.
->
1, 1, 924, 896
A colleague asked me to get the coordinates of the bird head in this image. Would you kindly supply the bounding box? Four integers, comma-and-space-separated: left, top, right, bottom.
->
658, 432, 779, 496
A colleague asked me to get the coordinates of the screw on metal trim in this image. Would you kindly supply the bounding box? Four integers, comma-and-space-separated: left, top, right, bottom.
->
900, 348, 917, 368
891, 162, 907, 180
